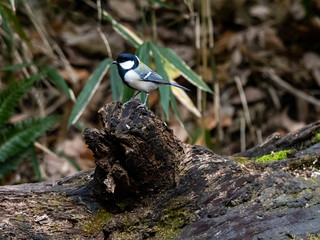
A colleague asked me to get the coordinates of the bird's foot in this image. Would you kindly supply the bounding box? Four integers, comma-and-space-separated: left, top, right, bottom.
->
137, 103, 147, 109
123, 99, 133, 106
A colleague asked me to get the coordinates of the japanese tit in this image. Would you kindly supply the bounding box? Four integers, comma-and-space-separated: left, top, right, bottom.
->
112, 53, 190, 108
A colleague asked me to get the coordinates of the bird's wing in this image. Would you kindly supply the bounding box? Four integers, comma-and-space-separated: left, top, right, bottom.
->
135, 64, 170, 85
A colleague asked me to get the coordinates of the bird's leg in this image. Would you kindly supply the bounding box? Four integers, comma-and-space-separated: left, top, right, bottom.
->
137, 92, 149, 109
123, 91, 140, 106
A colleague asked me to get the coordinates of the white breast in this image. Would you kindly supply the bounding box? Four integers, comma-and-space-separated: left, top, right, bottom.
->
124, 70, 159, 92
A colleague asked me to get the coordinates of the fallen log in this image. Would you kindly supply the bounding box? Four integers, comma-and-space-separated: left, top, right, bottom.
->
0, 101, 319, 239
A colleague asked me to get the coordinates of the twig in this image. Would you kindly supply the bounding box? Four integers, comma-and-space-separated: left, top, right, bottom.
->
34, 141, 59, 160
234, 75, 257, 144
263, 68, 320, 107
22, 0, 78, 85
96, 0, 112, 58
267, 85, 281, 109
240, 114, 246, 152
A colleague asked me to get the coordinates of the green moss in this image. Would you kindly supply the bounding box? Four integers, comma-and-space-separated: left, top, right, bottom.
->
312, 132, 320, 143
287, 154, 319, 172
154, 207, 190, 240
289, 233, 320, 240
80, 209, 113, 235
153, 197, 192, 240
255, 150, 292, 163
230, 156, 249, 164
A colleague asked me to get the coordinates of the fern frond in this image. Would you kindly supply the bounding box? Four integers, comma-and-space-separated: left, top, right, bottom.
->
0, 74, 41, 128
0, 146, 32, 179
0, 115, 59, 162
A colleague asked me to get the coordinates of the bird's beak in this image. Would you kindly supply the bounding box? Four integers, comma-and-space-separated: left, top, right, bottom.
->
112, 60, 117, 64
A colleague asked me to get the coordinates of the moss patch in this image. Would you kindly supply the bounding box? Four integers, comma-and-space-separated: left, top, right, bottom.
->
230, 156, 249, 165
154, 207, 191, 240
80, 209, 113, 235
255, 150, 292, 163
290, 233, 320, 240
312, 132, 320, 143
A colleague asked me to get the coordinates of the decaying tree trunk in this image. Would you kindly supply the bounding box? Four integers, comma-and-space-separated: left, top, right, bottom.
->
0, 101, 319, 240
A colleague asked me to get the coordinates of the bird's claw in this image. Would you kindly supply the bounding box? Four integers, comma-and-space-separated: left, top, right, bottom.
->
137, 103, 147, 109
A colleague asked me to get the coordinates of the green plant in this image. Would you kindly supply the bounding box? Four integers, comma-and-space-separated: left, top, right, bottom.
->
0, 2, 73, 181
254, 150, 292, 163
0, 72, 59, 180
103, 10, 212, 124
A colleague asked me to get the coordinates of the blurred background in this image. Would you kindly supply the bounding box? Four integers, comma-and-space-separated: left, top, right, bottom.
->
0, 0, 319, 185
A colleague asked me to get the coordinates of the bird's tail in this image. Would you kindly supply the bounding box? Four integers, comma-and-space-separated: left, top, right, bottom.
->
170, 82, 190, 91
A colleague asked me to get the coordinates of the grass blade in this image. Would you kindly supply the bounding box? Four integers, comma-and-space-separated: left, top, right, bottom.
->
54, 150, 82, 171
0, 62, 33, 71
30, 147, 42, 182
68, 58, 112, 126
45, 66, 76, 102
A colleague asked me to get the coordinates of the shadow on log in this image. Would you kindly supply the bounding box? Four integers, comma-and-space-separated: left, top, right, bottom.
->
0, 101, 319, 239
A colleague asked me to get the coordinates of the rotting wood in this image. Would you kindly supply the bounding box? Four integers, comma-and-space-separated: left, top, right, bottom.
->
0, 101, 319, 239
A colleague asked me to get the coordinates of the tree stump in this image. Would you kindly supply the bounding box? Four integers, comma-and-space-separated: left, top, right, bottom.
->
84, 100, 184, 202
0, 101, 319, 239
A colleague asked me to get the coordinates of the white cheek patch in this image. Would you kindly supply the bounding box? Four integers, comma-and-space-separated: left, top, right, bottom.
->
119, 60, 134, 70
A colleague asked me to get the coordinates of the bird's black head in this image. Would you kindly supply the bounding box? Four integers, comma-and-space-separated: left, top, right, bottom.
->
113, 53, 139, 71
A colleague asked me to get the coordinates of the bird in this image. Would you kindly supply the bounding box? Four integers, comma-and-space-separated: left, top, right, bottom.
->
112, 53, 190, 108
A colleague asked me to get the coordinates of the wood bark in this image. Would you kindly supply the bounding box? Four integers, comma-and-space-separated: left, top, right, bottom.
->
0, 101, 319, 240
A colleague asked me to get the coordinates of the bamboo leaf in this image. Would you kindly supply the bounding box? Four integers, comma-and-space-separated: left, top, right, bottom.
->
148, 0, 176, 9
157, 45, 213, 93
137, 41, 151, 65
170, 91, 190, 137
0, 116, 59, 162
45, 66, 76, 102
110, 64, 124, 101
171, 82, 201, 117
103, 11, 143, 48
150, 42, 201, 117
122, 85, 135, 104
161, 51, 201, 117
136, 42, 151, 104
68, 58, 112, 126
149, 42, 170, 118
